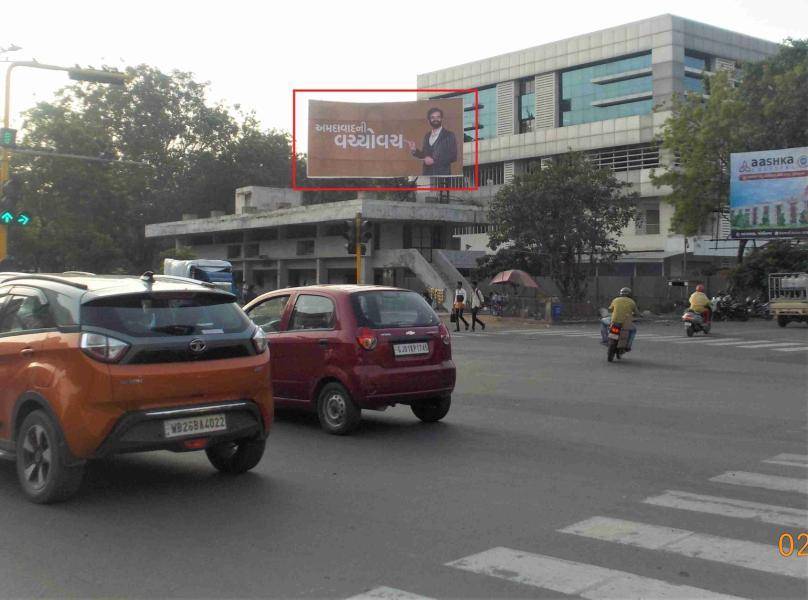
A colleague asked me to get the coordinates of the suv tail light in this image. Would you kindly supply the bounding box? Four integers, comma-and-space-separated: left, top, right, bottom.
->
438, 323, 451, 346
356, 327, 378, 351
252, 327, 268, 354
80, 332, 130, 363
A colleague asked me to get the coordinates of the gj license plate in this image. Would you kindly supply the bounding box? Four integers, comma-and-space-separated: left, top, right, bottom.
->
393, 342, 429, 357
163, 414, 227, 438
608, 332, 620, 340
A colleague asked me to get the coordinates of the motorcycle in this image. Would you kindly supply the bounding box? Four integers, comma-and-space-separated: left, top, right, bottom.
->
746, 295, 772, 320
606, 321, 631, 362
682, 310, 711, 337
711, 292, 749, 322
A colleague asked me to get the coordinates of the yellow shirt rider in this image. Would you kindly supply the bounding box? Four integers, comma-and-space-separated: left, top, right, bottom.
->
688, 284, 712, 323
601, 287, 640, 348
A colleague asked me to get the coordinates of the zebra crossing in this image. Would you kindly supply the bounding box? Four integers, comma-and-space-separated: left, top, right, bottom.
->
347, 452, 808, 599
452, 327, 808, 355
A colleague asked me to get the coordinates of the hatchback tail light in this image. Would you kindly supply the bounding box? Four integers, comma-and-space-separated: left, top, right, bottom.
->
80, 332, 130, 363
251, 327, 268, 354
356, 327, 378, 350
438, 322, 451, 346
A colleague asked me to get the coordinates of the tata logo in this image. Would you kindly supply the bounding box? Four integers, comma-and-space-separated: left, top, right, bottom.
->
739, 160, 751, 173
188, 339, 207, 354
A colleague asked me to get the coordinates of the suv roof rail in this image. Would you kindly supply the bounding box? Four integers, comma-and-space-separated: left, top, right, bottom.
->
152, 274, 218, 290
1, 274, 89, 290
62, 271, 96, 276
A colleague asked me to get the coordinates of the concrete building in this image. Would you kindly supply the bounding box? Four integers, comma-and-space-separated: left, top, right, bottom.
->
145, 186, 487, 311
419, 13, 779, 271
145, 15, 780, 304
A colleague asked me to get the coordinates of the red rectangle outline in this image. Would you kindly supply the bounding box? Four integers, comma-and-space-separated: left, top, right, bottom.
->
292, 89, 479, 192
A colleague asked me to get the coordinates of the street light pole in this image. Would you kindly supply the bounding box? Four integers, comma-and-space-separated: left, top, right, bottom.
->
0, 62, 128, 262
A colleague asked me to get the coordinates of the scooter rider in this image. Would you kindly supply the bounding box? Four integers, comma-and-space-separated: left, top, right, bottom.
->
600, 287, 640, 349
688, 284, 712, 324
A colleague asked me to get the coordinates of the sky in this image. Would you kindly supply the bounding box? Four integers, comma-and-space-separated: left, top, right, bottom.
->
3, 0, 808, 153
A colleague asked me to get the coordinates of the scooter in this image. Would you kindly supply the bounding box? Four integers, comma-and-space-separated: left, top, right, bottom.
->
606, 321, 631, 362
682, 310, 711, 337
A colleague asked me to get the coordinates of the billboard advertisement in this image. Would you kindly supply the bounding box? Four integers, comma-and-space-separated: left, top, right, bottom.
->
307, 98, 463, 178
729, 147, 808, 239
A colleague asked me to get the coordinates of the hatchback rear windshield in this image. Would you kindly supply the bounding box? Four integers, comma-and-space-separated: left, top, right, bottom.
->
351, 290, 439, 329
81, 292, 251, 337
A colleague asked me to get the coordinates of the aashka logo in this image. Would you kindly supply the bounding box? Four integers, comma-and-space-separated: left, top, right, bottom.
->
739, 160, 751, 173
800, 155, 808, 168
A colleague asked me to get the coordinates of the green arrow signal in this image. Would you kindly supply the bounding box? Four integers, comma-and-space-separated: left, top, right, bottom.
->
0, 211, 14, 224
16, 213, 30, 226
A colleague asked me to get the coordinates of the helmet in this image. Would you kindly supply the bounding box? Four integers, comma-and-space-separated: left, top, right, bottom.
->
619, 287, 632, 297
696, 284, 705, 292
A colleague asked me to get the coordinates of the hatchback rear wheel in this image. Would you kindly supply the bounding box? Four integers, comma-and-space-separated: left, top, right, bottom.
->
411, 396, 451, 422
317, 382, 361, 435
206, 438, 266, 474
16, 410, 84, 504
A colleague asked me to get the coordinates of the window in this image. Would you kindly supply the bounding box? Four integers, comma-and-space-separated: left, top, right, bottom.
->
351, 290, 439, 329
684, 52, 708, 71
244, 243, 260, 258
636, 202, 661, 235
248, 295, 289, 333
560, 53, 653, 126
288, 295, 335, 331
464, 162, 505, 186
227, 245, 242, 259
586, 144, 660, 172
441, 87, 496, 141
296, 240, 315, 256
0, 292, 56, 333
518, 78, 535, 133
285, 224, 317, 239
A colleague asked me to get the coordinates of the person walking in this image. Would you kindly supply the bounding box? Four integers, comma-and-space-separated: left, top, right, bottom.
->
453, 281, 469, 332
470, 281, 486, 331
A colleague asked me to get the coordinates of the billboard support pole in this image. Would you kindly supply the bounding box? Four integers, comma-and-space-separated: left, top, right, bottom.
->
355, 212, 362, 284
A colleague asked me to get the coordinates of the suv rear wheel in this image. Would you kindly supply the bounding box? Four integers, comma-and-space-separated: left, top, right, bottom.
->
317, 382, 361, 435
16, 410, 84, 504
205, 438, 266, 474
411, 396, 451, 422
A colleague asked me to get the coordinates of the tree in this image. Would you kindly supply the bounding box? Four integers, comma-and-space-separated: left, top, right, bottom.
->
486, 152, 639, 301
728, 240, 808, 294
8, 65, 294, 273
652, 39, 808, 259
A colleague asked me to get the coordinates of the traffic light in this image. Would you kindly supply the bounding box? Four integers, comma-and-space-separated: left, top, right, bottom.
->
0, 175, 21, 208
340, 219, 357, 255
0, 127, 16, 148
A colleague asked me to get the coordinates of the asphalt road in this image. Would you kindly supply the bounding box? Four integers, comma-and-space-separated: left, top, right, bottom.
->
1, 320, 806, 599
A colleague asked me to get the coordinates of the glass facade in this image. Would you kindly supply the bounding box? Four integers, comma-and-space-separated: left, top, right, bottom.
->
446, 87, 497, 142
518, 78, 535, 133
684, 53, 707, 70
684, 52, 708, 95
560, 53, 653, 126
684, 75, 706, 94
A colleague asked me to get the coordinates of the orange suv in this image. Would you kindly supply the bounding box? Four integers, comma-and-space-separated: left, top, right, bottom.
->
0, 272, 272, 503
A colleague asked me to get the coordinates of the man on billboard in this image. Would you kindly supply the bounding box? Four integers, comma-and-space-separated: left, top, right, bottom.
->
406, 107, 458, 176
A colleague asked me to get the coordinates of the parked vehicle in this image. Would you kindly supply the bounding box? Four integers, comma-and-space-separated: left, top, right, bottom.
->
769, 273, 808, 327
0, 272, 272, 503
244, 285, 456, 435
606, 321, 632, 362
711, 292, 749, 322
163, 259, 238, 295
682, 310, 711, 337
745, 295, 771, 320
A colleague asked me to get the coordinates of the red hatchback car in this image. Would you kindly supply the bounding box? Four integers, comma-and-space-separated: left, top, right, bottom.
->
243, 285, 455, 434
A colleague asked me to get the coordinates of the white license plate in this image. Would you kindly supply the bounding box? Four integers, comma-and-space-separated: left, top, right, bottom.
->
685, 322, 692, 327
608, 332, 620, 340
163, 414, 227, 438
393, 342, 429, 356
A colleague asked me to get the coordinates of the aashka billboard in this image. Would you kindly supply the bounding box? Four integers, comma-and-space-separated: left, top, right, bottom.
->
729, 147, 808, 239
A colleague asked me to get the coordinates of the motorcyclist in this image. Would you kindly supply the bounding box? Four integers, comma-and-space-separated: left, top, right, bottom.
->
688, 284, 712, 325
600, 287, 640, 349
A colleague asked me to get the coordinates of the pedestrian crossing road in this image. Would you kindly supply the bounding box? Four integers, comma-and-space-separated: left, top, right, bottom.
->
347, 452, 808, 599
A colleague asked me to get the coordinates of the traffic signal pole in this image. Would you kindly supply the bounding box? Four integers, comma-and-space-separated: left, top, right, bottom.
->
355, 212, 362, 284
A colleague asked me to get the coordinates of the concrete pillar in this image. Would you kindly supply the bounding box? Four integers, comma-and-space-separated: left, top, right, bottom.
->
277, 261, 289, 289
174, 237, 182, 250
316, 258, 325, 284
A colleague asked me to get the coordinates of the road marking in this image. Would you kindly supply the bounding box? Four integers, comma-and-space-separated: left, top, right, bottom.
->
710, 471, 808, 495
560, 516, 807, 579
346, 587, 433, 600
763, 454, 808, 469
681, 339, 767, 346
772, 346, 808, 352
735, 342, 806, 349
447, 546, 743, 599
643, 490, 808, 528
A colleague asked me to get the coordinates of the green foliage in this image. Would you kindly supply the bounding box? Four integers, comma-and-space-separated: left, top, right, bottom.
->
728, 240, 808, 294
652, 39, 808, 237
8, 65, 293, 273
154, 245, 197, 272
485, 152, 639, 301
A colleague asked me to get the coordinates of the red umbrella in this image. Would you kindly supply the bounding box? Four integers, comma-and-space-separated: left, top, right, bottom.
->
489, 269, 539, 289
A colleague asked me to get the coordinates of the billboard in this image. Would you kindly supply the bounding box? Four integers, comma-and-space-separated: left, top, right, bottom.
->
729, 147, 808, 239
307, 98, 463, 178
